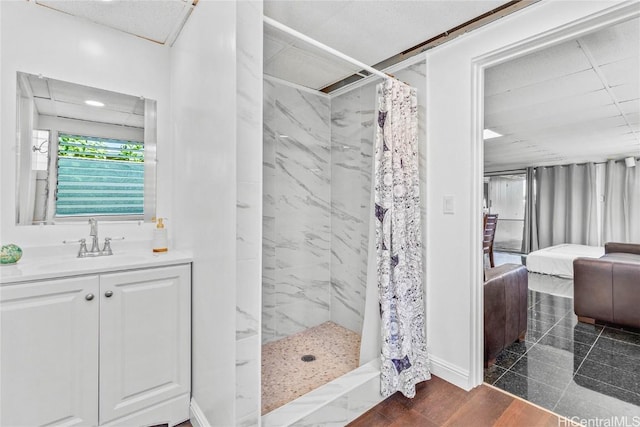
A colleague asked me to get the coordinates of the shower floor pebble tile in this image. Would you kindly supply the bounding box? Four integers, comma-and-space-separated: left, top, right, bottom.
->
261, 321, 361, 414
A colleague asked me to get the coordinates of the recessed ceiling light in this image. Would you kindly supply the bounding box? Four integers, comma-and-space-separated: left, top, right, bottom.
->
85, 100, 105, 107
483, 129, 502, 140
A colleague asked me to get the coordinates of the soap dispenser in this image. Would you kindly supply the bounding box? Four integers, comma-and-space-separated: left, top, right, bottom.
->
152, 217, 168, 253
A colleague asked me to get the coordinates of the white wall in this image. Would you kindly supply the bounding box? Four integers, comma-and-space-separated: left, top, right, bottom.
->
170, 1, 238, 425
0, 1, 171, 247
424, 0, 630, 389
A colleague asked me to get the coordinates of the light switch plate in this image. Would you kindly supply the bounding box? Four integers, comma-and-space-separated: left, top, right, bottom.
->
443, 195, 455, 214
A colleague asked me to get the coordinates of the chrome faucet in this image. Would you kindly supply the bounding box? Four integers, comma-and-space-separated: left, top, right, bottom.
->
88, 218, 100, 254
63, 218, 124, 258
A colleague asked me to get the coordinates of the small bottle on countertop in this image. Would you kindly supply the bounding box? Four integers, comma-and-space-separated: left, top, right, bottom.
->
152, 217, 168, 253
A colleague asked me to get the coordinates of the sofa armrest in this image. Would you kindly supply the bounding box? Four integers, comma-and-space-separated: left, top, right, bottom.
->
573, 258, 614, 322
605, 242, 640, 256
484, 264, 528, 365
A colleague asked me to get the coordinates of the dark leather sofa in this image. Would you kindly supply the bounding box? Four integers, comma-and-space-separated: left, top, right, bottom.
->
574, 242, 640, 328
484, 264, 528, 367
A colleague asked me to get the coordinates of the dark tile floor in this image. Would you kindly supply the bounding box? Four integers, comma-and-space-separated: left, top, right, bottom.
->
485, 288, 640, 421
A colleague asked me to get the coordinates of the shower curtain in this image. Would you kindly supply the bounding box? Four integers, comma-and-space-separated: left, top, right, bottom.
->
372, 79, 429, 398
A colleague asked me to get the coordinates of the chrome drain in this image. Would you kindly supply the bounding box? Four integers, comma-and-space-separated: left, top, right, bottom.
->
301, 354, 316, 362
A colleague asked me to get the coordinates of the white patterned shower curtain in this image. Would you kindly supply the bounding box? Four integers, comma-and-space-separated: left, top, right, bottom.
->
373, 79, 430, 398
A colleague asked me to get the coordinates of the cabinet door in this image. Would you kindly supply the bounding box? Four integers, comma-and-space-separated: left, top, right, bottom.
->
0, 276, 99, 427
99, 265, 191, 424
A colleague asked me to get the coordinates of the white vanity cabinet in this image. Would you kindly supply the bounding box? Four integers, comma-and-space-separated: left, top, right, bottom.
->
0, 275, 100, 427
0, 264, 191, 427
99, 265, 191, 425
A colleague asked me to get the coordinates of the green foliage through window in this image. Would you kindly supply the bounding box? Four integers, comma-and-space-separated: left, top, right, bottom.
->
58, 134, 144, 162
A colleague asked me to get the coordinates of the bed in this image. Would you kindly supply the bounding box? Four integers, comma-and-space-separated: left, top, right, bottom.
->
525, 244, 605, 278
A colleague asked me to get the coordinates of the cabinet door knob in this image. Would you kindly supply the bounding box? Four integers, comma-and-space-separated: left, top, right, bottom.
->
85, 293, 94, 301
105, 290, 114, 298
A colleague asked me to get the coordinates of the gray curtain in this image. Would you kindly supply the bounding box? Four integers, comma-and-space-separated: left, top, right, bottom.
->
535, 163, 598, 249
603, 159, 640, 243
521, 167, 538, 253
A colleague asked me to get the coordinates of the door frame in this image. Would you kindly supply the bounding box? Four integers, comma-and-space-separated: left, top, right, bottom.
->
469, 1, 640, 387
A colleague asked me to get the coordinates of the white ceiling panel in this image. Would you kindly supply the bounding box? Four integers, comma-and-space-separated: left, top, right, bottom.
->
35, 98, 144, 128
24, 72, 145, 130
578, 17, 640, 66
484, 41, 591, 97
485, 69, 605, 117
519, 116, 629, 139
307, 1, 507, 65
265, 44, 363, 90
599, 56, 640, 87
523, 132, 635, 149
626, 114, 640, 125
619, 99, 640, 115
492, 104, 622, 135
264, 1, 353, 36
485, 88, 612, 118
264, 0, 511, 90
485, 99, 619, 134
36, 0, 192, 45
484, 17, 640, 172
610, 80, 640, 103
48, 79, 144, 115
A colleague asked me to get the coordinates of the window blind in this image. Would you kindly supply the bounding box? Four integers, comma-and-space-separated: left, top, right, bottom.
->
56, 134, 144, 217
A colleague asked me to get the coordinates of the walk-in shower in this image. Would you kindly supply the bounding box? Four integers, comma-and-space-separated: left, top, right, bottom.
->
261, 17, 428, 425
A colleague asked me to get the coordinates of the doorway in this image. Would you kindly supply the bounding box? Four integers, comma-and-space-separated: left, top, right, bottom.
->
473, 2, 640, 420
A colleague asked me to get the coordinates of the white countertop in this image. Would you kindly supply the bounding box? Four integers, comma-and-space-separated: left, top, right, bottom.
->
0, 243, 192, 284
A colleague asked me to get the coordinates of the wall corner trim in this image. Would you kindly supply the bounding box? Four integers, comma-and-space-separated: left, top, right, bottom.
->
190, 398, 212, 427
430, 355, 472, 391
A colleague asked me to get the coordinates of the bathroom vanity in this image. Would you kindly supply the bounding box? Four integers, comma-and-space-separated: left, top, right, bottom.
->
0, 250, 192, 427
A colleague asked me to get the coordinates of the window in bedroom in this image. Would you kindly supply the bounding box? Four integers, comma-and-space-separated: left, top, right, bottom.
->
486, 173, 526, 253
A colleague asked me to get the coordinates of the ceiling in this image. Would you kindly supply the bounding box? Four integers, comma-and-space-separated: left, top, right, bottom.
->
484, 17, 640, 172
20, 72, 145, 128
263, 0, 511, 90
35, 0, 194, 45
31, 0, 639, 170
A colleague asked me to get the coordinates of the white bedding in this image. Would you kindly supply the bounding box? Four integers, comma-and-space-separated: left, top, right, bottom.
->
526, 244, 605, 278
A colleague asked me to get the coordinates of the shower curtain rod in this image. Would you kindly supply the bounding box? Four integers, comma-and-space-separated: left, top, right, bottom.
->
263, 16, 398, 84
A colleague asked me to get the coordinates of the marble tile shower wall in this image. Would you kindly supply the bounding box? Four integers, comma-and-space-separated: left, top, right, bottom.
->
329, 61, 427, 334
263, 60, 426, 344
329, 87, 376, 333
235, 2, 263, 426
263, 80, 332, 343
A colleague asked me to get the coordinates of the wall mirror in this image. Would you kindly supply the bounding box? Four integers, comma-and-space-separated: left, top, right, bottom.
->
15, 72, 157, 225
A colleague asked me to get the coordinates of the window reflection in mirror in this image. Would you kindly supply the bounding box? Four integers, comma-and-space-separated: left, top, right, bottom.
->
15, 72, 157, 225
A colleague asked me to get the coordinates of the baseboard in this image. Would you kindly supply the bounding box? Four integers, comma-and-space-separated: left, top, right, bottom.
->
430, 355, 471, 391
189, 398, 211, 427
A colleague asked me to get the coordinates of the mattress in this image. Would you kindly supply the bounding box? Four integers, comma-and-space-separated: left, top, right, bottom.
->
526, 244, 605, 278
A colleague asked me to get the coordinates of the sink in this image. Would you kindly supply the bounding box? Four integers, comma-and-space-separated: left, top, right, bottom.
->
0, 247, 192, 284
29, 253, 151, 273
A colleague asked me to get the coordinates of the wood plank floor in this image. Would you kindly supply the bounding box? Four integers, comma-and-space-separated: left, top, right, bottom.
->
348, 375, 569, 427
177, 375, 571, 426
